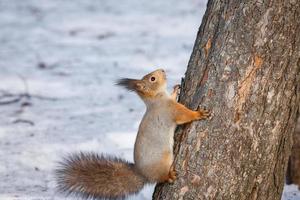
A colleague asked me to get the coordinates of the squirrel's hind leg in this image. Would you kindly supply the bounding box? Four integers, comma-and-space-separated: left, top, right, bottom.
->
157, 151, 177, 183
156, 164, 177, 183
167, 165, 177, 183
143, 151, 176, 183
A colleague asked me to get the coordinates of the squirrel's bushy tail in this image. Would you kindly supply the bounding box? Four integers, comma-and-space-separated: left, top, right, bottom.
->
56, 152, 146, 199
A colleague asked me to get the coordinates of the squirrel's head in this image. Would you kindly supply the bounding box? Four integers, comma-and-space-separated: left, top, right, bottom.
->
116, 69, 167, 99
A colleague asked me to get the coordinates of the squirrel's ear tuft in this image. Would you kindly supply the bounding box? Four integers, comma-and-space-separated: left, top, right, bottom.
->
116, 78, 141, 92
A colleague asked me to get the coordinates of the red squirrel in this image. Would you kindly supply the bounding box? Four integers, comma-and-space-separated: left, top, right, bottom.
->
56, 69, 210, 199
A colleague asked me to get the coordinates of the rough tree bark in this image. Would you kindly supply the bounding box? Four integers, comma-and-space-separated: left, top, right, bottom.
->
287, 116, 300, 188
153, 0, 300, 200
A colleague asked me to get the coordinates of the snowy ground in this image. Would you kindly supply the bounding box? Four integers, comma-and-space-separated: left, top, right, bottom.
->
0, 0, 299, 200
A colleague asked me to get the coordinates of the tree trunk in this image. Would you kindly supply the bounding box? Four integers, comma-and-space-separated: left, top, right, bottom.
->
153, 1, 300, 200
287, 116, 300, 188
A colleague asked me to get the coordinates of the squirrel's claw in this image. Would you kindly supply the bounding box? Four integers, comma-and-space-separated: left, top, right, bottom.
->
173, 84, 181, 91
197, 108, 211, 120
171, 84, 181, 100
168, 169, 177, 183
173, 84, 181, 94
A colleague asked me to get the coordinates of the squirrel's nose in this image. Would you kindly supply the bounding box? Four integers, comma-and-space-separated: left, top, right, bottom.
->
159, 69, 165, 73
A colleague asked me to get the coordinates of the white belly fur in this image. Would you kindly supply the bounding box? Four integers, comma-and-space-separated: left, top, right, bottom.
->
134, 107, 176, 172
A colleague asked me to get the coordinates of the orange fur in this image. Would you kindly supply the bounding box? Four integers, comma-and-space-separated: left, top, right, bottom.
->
172, 102, 200, 124
57, 69, 211, 200
117, 69, 167, 99
172, 102, 207, 125
168, 164, 176, 183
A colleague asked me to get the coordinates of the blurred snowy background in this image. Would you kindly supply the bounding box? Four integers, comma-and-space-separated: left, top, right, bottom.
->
0, 0, 299, 199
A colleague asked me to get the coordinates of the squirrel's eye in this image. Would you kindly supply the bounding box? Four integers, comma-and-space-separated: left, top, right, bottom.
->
150, 77, 156, 82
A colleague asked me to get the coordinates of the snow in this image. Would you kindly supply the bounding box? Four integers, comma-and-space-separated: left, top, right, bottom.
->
0, 0, 298, 200
283, 185, 300, 200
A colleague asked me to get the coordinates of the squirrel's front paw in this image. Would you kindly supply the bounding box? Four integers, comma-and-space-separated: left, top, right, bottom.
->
197, 108, 211, 119
172, 84, 181, 95
173, 84, 181, 93
171, 84, 181, 100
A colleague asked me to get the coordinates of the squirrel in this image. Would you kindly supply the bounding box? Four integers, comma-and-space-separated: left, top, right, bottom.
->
56, 69, 210, 199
